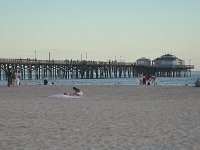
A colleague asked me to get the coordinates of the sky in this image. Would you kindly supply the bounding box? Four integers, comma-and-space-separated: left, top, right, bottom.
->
0, 0, 200, 70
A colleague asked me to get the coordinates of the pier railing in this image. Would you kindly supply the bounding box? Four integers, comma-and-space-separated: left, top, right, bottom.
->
153, 64, 194, 69
0, 58, 133, 65
0, 58, 193, 68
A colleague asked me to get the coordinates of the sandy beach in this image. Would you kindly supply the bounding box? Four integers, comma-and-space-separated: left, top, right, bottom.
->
0, 85, 200, 150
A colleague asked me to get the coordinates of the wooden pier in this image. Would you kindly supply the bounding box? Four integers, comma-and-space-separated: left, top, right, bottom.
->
0, 58, 194, 80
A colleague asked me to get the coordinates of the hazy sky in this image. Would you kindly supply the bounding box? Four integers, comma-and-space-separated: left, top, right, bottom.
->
0, 0, 199, 70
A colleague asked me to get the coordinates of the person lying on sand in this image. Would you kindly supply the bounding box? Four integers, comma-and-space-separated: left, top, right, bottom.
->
64, 87, 83, 96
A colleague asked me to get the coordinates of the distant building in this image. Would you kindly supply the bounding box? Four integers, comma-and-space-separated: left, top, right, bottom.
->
152, 54, 185, 67
136, 57, 151, 66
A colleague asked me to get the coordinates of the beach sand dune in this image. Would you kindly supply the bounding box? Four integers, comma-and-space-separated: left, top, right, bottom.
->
0, 85, 200, 150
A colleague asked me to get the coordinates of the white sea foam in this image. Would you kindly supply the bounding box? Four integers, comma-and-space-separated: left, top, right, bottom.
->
49, 94, 82, 99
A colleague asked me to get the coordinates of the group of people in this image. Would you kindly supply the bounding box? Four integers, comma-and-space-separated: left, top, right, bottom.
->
139, 73, 157, 85
6, 69, 21, 87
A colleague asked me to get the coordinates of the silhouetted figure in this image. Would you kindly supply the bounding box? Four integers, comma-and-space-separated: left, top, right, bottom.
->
195, 78, 200, 87
44, 78, 48, 85
6, 69, 12, 87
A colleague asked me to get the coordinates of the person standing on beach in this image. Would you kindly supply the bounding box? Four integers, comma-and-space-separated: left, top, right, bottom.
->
195, 78, 200, 87
151, 75, 157, 85
11, 71, 16, 86
143, 74, 148, 85
139, 73, 143, 85
6, 69, 12, 87
15, 71, 21, 85
44, 78, 48, 85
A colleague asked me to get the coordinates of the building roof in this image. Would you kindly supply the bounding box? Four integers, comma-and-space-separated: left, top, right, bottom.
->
153, 54, 178, 62
137, 57, 151, 61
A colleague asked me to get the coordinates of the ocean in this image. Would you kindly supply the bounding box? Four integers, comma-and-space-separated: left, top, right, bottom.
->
0, 71, 200, 86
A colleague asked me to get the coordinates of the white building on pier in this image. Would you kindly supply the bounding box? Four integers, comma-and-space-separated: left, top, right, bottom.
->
152, 54, 185, 67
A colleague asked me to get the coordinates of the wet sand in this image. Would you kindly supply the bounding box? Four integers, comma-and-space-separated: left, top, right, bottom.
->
0, 85, 200, 150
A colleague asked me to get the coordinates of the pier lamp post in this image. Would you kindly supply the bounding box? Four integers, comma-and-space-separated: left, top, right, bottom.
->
49, 52, 51, 62
35, 50, 37, 60
35, 51, 37, 62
